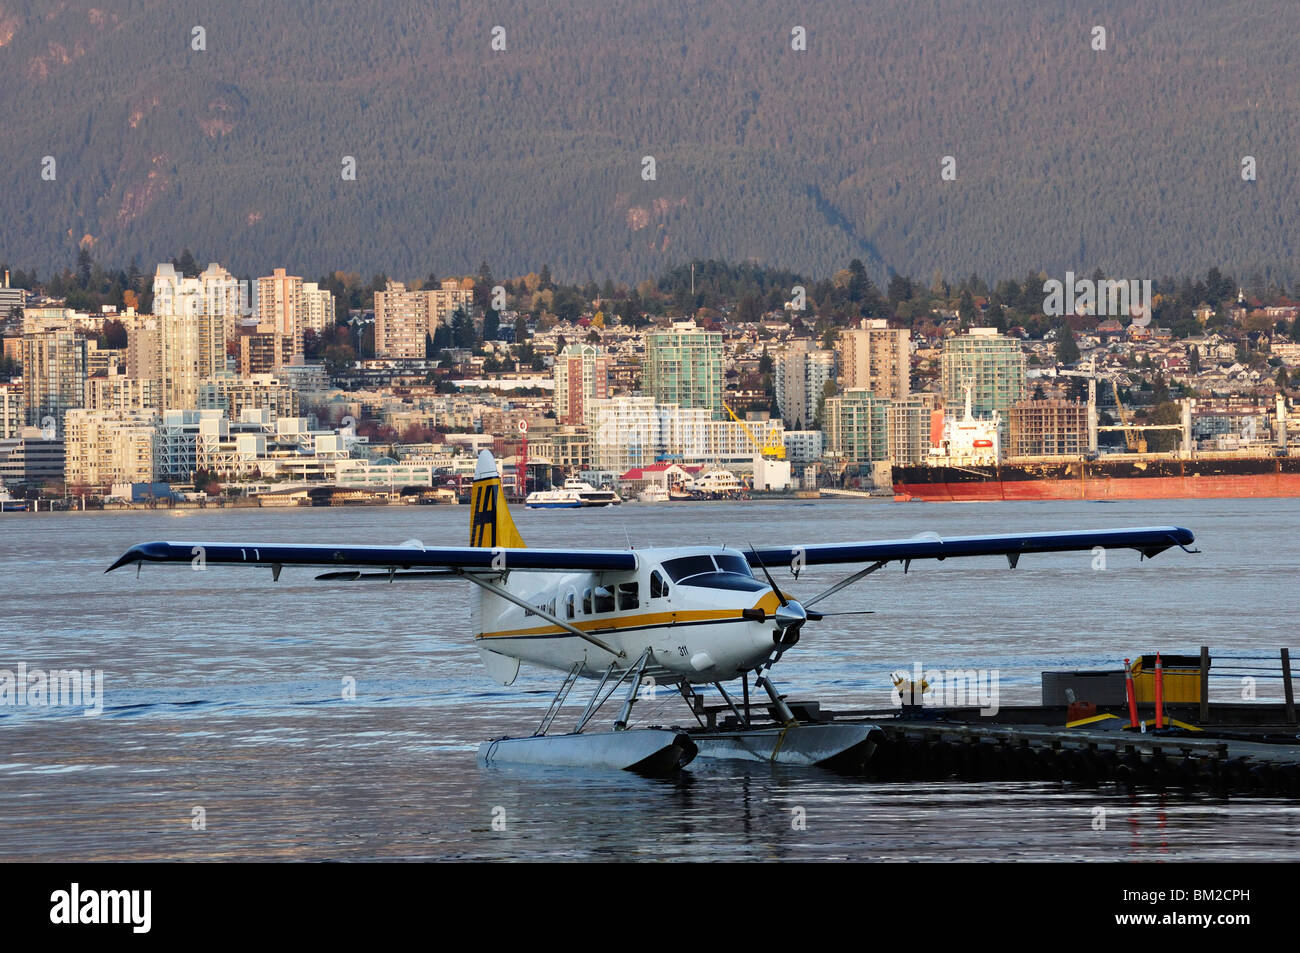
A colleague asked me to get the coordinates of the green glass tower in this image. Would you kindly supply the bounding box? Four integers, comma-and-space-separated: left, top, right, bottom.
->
940, 328, 1026, 441
643, 323, 724, 419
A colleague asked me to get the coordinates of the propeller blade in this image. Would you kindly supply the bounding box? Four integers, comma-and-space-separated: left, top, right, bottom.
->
748, 541, 788, 608
804, 609, 874, 621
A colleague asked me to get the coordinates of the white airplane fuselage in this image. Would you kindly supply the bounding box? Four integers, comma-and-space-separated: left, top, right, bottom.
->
472, 545, 789, 684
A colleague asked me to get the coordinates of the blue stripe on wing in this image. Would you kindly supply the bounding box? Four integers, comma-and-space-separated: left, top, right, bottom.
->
747, 525, 1195, 569
107, 541, 638, 574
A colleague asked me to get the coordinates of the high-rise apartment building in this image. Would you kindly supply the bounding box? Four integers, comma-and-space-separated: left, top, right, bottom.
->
837, 319, 910, 399
153, 264, 234, 410
375, 282, 431, 359
939, 327, 1027, 443
824, 389, 891, 464
374, 279, 473, 359
642, 320, 724, 419
775, 339, 837, 429
0, 383, 24, 439
22, 327, 88, 430
553, 343, 610, 425
85, 367, 160, 413
257, 267, 305, 362
301, 281, 336, 342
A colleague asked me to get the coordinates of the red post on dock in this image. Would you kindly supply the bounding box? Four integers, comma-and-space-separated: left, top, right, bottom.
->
1124, 658, 1139, 729
1154, 653, 1165, 730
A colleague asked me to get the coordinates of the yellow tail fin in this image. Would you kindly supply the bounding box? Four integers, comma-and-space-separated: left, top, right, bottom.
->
469, 450, 526, 549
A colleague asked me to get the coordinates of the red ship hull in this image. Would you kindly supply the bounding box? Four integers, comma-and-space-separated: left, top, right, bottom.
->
893, 457, 1300, 502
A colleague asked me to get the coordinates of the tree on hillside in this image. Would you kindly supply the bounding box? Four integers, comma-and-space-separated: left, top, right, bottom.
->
1055, 323, 1080, 364
736, 293, 761, 323
958, 289, 977, 327
173, 249, 199, 278
451, 308, 476, 349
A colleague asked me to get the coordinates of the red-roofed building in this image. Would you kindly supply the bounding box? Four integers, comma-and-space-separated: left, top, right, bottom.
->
617, 462, 701, 491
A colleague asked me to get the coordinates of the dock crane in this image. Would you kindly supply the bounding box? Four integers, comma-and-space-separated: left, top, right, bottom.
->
1110, 380, 1148, 453
723, 403, 786, 459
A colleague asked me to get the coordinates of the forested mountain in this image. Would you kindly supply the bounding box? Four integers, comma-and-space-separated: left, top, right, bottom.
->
1, 0, 1296, 284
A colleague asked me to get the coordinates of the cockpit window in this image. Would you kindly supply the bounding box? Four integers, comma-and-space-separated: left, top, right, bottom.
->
663, 554, 754, 582
714, 553, 753, 576
662, 555, 717, 582
650, 570, 669, 599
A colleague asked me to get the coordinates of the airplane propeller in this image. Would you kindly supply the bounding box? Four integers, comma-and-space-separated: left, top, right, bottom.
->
748, 543, 807, 648
747, 543, 876, 651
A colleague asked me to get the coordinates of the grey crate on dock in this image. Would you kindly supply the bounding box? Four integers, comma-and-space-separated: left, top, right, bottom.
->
1041, 670, 1128, 706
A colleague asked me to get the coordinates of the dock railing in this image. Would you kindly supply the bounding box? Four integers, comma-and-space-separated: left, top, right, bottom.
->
1198, 645, 1296, 724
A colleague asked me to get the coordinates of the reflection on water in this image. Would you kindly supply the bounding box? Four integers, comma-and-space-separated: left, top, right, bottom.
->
1, 498, 1297, 860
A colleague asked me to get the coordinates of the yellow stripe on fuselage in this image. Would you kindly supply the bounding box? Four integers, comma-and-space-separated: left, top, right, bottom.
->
476, 591, 781, 640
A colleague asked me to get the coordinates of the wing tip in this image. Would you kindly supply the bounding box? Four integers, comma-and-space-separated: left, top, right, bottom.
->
105, 541, 167, 573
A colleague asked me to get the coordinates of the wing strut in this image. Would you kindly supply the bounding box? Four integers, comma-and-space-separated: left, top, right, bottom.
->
802, 560, 888, 610
460, 571, 625, 658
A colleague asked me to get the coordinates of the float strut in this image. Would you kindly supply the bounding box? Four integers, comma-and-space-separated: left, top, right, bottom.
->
755, 672, 796, 724
613, 649, 651, 730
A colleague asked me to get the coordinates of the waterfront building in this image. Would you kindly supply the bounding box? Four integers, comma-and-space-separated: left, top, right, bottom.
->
0, 429, 65, 489
1008, 400, 1089, 458
65, 409, 159, 490
824, 389, 891, 464
0, 382, 25, 439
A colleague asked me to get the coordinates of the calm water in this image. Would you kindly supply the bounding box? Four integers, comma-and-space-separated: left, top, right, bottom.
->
1, 497, 1298, 861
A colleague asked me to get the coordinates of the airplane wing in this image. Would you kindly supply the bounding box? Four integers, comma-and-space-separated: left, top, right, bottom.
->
748, 525, 1195, 572
106, 540, 637, 575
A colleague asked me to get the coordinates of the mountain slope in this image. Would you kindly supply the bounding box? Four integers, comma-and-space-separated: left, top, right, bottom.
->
1, 0, 1296, 283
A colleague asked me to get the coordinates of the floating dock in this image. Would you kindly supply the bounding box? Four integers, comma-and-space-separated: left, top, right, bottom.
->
684, 699, 1300, 795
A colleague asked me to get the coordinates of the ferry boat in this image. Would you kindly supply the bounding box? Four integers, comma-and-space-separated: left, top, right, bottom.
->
526, 479, 622, 509
0, 489, 28, 512
682, 469, 746, 499
637, 485, 670, 503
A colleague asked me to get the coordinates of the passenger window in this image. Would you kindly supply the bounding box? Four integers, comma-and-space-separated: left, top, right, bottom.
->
650, 570, 668, 599
593, 586, 615, 614
582, 588, 592, 614
617, 582, 639, 611
565, 592, 575, 619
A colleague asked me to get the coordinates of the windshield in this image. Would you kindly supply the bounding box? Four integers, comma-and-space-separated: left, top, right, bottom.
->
662, 555, 716, 582
662, 553, 757, 583
714, 553, 753, 576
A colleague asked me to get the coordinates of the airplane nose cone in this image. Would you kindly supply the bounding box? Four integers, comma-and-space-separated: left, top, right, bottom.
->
774, 599, 807, 632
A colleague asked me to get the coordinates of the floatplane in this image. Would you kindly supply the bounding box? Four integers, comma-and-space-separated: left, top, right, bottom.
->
107, 450, 1197, 775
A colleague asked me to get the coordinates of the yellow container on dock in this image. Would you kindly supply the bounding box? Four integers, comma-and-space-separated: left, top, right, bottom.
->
1129, 654, 1205, 704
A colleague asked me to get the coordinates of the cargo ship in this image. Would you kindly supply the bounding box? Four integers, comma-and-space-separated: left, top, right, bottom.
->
893, 454, 1300, 501
892, 385, 1300, 501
